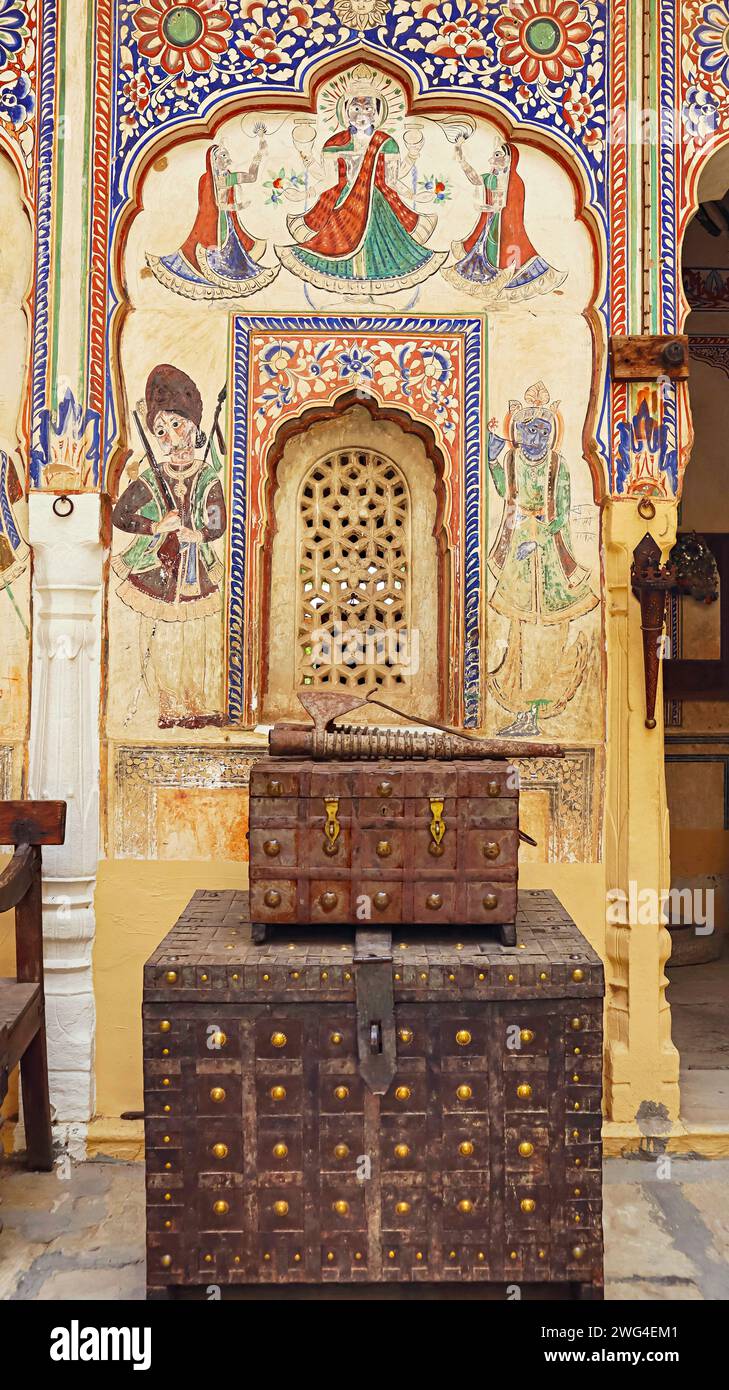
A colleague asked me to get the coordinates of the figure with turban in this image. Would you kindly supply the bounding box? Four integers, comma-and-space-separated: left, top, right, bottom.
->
112, 365, 226, 729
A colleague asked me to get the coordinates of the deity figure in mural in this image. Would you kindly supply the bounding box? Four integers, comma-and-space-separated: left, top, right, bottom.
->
146, 136, 279, 300
275, 89, 447, 294
442, 139, 566, 304
487, 382, 598, 736
112, 366, 227, 730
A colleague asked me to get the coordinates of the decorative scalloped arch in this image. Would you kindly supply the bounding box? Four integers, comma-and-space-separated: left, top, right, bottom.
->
105, 46, 609, 503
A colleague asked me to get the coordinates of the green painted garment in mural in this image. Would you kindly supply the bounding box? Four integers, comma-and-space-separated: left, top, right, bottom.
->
116, 445, 222, 578
295, 186, 433, 282
292, 135, 434, 285
482, 171, 501, 266
488, 448, 597, 625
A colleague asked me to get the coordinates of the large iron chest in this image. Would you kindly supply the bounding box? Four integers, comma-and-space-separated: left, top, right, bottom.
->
249, 758, 519, 930
143, 889, 604, 1298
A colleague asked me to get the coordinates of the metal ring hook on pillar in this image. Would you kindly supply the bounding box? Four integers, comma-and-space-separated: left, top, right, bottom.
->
52, 495, 74, 518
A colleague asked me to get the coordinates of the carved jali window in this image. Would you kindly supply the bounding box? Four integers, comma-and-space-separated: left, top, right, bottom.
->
297, 449, 412, 689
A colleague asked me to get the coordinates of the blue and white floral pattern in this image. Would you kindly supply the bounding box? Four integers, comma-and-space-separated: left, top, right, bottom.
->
695, 2, 729, 89
114, 1, 610, 199
682, 81, 719, 141
0, 68, 34, 128
0, 0, 26, 69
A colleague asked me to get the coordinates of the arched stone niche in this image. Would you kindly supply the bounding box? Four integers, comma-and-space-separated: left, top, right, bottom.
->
263, 403, 445, 724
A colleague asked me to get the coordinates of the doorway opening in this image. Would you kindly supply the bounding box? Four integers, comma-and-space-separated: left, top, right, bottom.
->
665, 156, 729, 1130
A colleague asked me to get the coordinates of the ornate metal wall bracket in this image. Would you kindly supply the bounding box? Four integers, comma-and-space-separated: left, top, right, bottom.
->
631, 534, 676, 729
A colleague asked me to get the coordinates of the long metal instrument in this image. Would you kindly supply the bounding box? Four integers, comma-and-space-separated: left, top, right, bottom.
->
133, 410, 177, 513
268, 691, 564, 761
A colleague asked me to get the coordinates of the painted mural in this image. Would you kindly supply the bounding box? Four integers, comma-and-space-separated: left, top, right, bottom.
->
487, 381, 599, 738
443, 137, 567, 303
20, 2, 729, 865
147, 136, 279, 299
0, 138, 32, 773
106, 61, 598, 757
111, 364, 227, 730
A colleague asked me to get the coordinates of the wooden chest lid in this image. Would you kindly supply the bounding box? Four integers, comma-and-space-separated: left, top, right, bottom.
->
144, 889, 603, 1004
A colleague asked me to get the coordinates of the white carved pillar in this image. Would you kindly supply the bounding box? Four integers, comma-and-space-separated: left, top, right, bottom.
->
27, 493, 103, 1141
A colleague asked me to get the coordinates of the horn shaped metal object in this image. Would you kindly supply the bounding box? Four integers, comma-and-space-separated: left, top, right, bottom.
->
266, 690, 563, 761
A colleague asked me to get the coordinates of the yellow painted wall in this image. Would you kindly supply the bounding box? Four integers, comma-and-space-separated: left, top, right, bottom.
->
91, 857, 606, 1129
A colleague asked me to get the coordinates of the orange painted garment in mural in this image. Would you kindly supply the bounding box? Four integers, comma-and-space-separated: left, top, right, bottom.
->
297, 127, 419, 259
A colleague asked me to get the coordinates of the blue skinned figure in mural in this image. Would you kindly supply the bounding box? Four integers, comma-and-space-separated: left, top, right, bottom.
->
443, 138, 566, 304
487, 382, 597, 735
146, 139, 279, 300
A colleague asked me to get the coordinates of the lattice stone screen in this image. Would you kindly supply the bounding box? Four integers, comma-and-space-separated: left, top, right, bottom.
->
296, 448, 412, 690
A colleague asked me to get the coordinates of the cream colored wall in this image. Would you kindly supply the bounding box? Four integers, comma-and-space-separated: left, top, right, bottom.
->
665, 204, 729, 907
0, 148, 32, 769
91, 856, 606, 1131
97, 84, 606, 1137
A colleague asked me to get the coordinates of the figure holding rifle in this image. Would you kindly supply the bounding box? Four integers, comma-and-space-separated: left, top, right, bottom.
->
112, 364, 227, 729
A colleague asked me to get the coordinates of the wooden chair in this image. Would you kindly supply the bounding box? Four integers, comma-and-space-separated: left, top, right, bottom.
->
0, 800, 66, 1171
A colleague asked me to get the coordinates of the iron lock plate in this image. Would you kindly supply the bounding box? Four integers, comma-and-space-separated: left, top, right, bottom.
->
353, 928, 397, 1094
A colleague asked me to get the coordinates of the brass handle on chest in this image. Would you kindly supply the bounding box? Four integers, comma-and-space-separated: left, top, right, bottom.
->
323, 796, 340, 856
429, 797, 446, 856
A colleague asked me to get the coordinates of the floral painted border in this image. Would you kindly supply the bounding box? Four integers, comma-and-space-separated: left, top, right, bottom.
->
0, 0, 39, 186
228, 313, 484, 727
678, 2, 729, 296
113, 2, 610, 195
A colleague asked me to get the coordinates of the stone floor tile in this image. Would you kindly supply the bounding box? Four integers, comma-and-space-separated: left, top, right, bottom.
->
603, 1184, 698, 1280
0, 1227, 46, 1300
680, 1182, 729, 1261
33, 1264, 146, 1302
606, 1279, 702, 1300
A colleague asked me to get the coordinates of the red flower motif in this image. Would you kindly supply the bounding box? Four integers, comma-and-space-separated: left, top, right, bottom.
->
134, 0, 232, 76
122, 68, 152, 113
583, 127, 603, 155
429, 17, 489, 60
286, 2, 312, 26
238, 25, 283, 74
562, 82, 594, 131
495, 0, 592, 84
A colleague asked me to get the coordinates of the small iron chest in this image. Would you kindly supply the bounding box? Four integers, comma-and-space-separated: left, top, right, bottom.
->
143, 889, 604, 1299
249, 758, 519, 932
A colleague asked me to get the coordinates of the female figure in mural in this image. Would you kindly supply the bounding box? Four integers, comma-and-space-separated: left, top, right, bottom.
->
487, 382, 598, 735
146, 138, 279, 300
276, 91, 447, 294
112, 365, 227, 729
443, 138, 566, 303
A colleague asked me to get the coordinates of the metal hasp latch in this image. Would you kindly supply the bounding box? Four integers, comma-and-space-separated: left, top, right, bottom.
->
353, 928, 397, 1094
